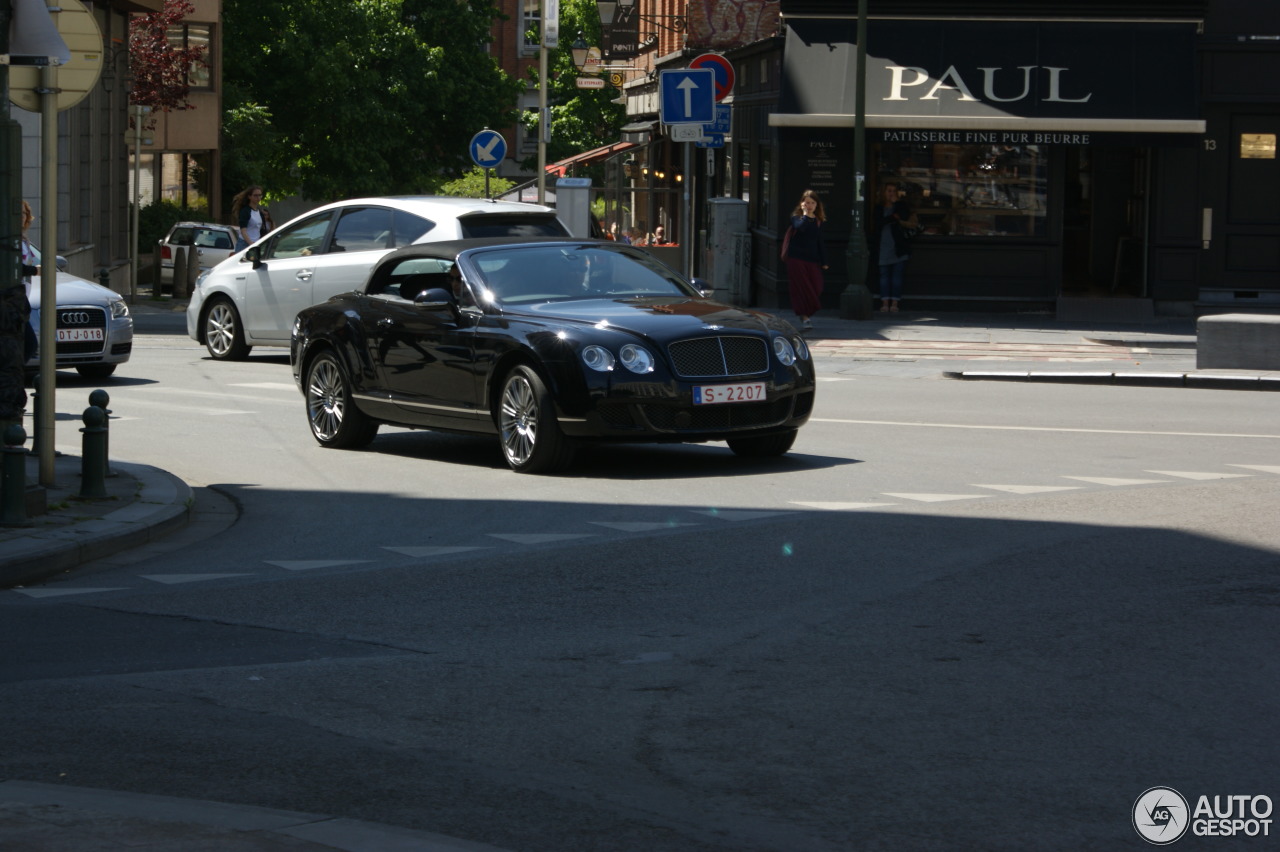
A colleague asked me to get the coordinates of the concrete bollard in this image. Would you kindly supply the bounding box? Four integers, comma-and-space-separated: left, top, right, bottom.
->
2, 424, 28, 524
88, 389, 112, 477
79, 406, 109, 499
171, 246, 188, 299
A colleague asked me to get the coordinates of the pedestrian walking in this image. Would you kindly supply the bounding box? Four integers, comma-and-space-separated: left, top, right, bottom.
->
231, 185, 272, 251
781, 189, 828, 331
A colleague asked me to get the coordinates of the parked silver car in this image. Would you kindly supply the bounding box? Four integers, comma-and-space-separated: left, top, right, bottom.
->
26, 247, 133, 380
186, 196, 570, 360
159, 221, 237, 287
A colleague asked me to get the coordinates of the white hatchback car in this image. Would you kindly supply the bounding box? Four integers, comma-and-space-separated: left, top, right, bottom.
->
187, 196, 570, 360
159, 221, 237, 287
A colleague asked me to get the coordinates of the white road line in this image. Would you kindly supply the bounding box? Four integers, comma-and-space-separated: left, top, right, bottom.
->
813, 418, 1280, 440
1061, 476, 1170, 486
1227, 464, 1280, 474
972, 484, 1083, 494
140, 574, 255, 584
790, 501, 899, 510
487, 533, 597, 544
230, 382, 299, 391
265, 559, 375, 570
881, 493, 990, 502
1144, 470, 1254, 480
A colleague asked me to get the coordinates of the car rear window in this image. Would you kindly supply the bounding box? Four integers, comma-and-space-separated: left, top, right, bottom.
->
459, 214, 569, 239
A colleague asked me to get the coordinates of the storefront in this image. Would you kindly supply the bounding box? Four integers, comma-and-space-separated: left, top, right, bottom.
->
767, 16, 1206, 313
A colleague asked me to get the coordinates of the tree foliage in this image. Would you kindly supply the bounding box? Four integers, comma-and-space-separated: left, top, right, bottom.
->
222, 0, 524, 201
128, 0, 206, 113
439, 167, 516, 199
522, 0, 626, 169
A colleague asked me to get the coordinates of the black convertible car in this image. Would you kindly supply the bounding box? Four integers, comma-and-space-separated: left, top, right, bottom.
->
290, 239, 816, 472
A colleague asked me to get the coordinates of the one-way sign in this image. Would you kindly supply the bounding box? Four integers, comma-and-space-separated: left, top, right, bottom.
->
659, 68, 715, 125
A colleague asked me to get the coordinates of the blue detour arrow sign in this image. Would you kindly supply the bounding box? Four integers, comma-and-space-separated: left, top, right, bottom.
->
469, 129, 507, 169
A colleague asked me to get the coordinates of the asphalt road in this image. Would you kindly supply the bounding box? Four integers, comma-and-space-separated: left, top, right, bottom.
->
2, 321, 1278, 851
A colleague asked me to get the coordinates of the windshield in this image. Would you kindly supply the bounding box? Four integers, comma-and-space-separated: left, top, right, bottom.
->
465, 245, 697, 306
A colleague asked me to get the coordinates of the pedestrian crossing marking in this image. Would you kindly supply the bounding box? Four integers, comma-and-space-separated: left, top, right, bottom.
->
1144, 470, 1253, 480
973, 484, 1083, 494
1061, 476, 1169, 486
881, 493, 990, 502
1226, 464, 1280, 475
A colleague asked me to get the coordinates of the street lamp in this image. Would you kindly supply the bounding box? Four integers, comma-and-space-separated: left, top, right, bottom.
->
571, 35, 590, 72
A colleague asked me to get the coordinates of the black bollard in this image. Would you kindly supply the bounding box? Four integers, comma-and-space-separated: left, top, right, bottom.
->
2, 424, 28, 524
27, 374, 40, 456
79, 406, 109, 499
88, 389, 112, 477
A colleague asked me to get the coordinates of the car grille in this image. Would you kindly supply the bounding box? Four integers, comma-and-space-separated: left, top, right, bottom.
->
641, 397, 794, 431
666, 336, 769, 378
55, 307, 108, 355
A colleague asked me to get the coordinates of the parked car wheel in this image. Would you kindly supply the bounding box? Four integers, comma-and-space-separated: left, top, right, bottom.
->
726, 429, 798, 458
305, 351, 379, 449
204, 297, 251, 360
76, 364, 117, 380
497, 365, 574, 473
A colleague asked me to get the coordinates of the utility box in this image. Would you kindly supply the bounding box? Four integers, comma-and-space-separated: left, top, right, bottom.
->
705, 197, 750, 304
555, 177, 594, 238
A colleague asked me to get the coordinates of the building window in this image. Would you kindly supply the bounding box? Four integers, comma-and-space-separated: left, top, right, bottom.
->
522, 0, 541, 53
876, 142, 1048, 238
168, 23, 212, 89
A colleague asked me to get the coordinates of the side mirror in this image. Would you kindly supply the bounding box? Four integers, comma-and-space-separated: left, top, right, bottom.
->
414, 287, 455, 311
55, 255, 68, 272
246, 245, 263, 269
690, 277, 712, 298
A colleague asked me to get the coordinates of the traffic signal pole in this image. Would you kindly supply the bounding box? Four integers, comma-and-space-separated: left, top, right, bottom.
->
840, 0, 872, 319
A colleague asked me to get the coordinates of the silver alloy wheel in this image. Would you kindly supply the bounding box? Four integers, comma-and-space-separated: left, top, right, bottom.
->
499, 372, 538, 467
205, 301, 239, 357
307, 356, 344, 441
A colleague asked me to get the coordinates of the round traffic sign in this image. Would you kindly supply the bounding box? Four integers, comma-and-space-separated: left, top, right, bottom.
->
690, 53, 734, 102
469, 129, 507, 169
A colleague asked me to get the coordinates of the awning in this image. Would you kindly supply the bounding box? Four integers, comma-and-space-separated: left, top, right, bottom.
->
545, 141, 637, 176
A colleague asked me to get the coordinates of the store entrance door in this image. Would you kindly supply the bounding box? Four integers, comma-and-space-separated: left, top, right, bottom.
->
1060, 146, 1149, 298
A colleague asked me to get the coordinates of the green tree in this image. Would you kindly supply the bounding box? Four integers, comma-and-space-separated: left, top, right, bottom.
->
439, 167, 516, 199
222, 0, 524, 201
522, 0, 626, 169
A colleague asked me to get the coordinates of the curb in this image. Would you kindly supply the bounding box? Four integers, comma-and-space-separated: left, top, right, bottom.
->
0, 461, 193, 588
944, 371, 1280, 390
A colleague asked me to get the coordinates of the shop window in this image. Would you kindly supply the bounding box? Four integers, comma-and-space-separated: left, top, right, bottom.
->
1240, 133, 1276, 159
876, 142, 1048, 238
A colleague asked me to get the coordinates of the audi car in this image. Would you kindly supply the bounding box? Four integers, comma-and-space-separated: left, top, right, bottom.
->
290, 239, 815, 473
188, 196, 570, 361
26, 248, 133, 380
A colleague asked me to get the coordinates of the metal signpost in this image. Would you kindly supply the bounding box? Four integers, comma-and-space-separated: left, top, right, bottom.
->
659, 68, 715, 276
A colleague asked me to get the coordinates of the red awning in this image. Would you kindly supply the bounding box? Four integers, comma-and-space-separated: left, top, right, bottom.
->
545, 141, 637, 176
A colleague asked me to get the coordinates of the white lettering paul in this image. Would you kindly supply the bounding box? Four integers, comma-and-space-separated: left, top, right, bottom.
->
884, 64, 1093, 104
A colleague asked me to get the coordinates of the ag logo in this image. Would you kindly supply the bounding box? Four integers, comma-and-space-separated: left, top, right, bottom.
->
1134, 787, 1190, 844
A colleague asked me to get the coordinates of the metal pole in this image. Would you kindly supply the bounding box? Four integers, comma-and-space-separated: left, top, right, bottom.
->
37, 62, 56, 485
840, 0, 872, 319
131, 104, 141, 300
537, 46, 548, 205
682, 142, 692, 278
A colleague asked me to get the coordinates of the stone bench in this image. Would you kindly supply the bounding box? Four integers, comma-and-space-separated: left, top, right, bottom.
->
1196, 313, 1280, 370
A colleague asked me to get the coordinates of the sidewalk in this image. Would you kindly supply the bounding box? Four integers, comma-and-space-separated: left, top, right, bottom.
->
2, 304, 1277, 851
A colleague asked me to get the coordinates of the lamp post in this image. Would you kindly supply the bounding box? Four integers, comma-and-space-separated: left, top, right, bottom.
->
840, 0, 872, 319
537, 0, 559, 205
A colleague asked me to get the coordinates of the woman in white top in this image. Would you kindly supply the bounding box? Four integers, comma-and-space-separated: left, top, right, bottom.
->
231, 185, 272, 251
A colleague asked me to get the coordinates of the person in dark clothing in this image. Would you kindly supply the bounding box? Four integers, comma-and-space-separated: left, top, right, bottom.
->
781, 189, 828, 330
872, 181, 914, 312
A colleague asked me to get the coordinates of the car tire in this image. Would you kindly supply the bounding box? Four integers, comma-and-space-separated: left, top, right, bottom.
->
305, 350, 379, 449
76, 364, 117, 380
497, 365, 574, 474
726, 429, 798, 458
204, 297, 251, 361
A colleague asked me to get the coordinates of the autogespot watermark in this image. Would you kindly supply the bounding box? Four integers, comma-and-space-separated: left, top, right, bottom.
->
1133, 787, 1274, 844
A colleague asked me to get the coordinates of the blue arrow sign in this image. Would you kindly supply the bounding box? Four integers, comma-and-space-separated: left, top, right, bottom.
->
469, 129, 507, 169
660, 69, 715, 125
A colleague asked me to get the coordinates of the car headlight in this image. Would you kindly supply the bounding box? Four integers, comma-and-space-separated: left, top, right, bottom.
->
773, 335, 797, 366
581, 344, 615, 372
792, 335, 810, 360
110, 299, 130, 319
193, 269, 210, 292
619, 343, 654, 374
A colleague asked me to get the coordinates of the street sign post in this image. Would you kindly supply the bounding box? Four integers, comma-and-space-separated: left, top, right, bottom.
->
469, 129, 507, 199
659, 68, 715, 125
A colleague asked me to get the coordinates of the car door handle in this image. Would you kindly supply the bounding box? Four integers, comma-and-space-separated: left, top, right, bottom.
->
377, 318, 395, 328
296, 270, 313, 281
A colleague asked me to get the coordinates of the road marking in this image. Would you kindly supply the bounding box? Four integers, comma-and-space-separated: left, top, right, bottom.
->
813, 418, 1280, 440
1144, 470, 1253, 480
1061, 476, 1169, 486
487, 533, 597, 544
12, 587, 129, 598
266, 559, 375, 570
790, 501, 899, 510
382, 546, 490, 558
231, 382, 300, 391
881, 493, 990, 502
1227, 464, 1280, 474
141, 573, 255, 584
589, 521, 702, 531
108, 399, 254, 416
690, 509, 797, 521
972, 484, 1084, 494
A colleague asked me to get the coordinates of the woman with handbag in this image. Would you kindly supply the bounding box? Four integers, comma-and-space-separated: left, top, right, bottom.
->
781, 189, 828, 331
872, 181, 916, 313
